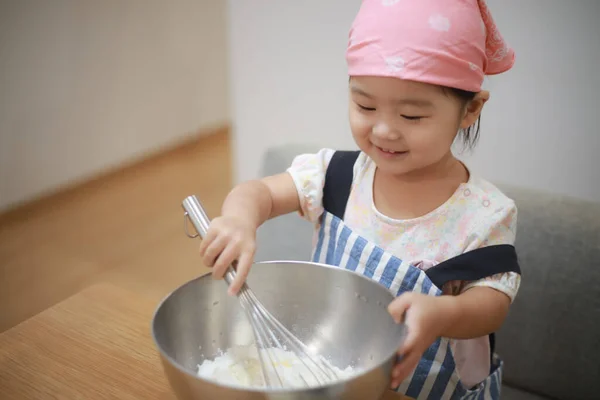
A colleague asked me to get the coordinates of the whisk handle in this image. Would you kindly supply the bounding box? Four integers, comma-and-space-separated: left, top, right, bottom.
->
182, 195, 237, 287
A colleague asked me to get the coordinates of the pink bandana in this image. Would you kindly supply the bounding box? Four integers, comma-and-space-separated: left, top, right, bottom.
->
345, 0, 515, 92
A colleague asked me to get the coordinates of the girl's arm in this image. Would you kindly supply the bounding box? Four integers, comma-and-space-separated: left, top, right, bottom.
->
437, 286, 510, 339
387, 287, 510, 388
220, 172, 301, 228
201, 172, 300, 294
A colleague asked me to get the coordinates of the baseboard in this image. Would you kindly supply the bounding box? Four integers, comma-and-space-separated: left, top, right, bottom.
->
0, 123, 230, 225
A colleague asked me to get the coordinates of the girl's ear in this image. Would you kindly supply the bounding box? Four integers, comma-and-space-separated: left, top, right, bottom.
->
460, 90, 490, 129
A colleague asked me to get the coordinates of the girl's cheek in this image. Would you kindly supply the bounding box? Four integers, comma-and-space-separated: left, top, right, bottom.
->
351, 114, 372, 135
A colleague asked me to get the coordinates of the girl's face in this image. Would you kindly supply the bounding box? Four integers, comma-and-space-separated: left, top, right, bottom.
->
348, 76, 487, 178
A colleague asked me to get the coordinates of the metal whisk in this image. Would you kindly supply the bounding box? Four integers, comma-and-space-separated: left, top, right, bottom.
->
182, 195, 339, 389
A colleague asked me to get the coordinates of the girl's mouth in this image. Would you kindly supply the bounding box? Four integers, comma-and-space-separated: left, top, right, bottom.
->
374, 146, 408, 158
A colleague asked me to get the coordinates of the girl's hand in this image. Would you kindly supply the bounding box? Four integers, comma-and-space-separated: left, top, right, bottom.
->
387, 292, 458, 388
198, 215, 257, 296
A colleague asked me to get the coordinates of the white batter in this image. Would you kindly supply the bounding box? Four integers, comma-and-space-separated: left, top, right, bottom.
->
197, 344, 356, 389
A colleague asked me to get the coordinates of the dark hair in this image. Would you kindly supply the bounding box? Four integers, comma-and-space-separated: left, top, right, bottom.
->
447, 87, 481, 150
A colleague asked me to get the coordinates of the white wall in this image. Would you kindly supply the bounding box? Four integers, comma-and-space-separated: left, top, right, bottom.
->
227, 0, 600, 202
0, 0, 229, 211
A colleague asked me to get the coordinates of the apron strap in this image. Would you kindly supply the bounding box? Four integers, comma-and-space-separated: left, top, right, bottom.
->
425, 244, 522, 289
323, 150, 361, 220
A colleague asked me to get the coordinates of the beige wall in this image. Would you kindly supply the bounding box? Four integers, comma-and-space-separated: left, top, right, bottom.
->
0, 0, 229, 211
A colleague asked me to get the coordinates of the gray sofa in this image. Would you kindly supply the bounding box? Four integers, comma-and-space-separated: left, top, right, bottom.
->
254, 144, 600, 400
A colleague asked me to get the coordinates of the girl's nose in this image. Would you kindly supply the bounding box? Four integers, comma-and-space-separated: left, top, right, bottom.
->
372, 121, 400, 140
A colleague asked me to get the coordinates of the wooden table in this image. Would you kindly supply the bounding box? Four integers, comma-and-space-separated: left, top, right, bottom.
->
0, 283, 409, 399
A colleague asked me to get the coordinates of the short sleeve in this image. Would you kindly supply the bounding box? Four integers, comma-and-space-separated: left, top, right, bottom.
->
461, 201, 521, 302
286, 148, 335, 223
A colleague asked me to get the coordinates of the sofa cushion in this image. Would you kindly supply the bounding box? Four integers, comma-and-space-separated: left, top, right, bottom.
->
501, 385, 552, 400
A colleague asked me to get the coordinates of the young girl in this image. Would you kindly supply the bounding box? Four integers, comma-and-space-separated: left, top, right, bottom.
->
199, 0, 521, 398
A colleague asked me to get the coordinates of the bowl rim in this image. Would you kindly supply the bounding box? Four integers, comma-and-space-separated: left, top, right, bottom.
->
150, 259, 406, 393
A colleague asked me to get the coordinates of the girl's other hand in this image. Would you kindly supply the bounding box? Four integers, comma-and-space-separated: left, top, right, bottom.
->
387, 292, 458, 388
198, 215, 256, 296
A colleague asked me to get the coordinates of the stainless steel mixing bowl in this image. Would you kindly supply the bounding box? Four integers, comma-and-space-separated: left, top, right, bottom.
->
151, 260, 406, 400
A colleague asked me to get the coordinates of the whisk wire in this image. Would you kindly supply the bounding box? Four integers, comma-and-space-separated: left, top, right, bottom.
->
268, 316, 338, 383
239, 294, 277, 387
245, 289, 340, 386
182, 195, 340, 390
244, 301, 286, 386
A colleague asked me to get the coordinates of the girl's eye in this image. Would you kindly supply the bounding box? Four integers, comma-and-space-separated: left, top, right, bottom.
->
357, 104, 375, 111
402, 115, 423, 121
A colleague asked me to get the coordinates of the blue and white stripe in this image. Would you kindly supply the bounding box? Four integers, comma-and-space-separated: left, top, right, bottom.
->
311, 212, 504, 400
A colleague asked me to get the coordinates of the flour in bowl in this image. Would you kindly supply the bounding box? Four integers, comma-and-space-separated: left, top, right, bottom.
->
197, 344, 356, 388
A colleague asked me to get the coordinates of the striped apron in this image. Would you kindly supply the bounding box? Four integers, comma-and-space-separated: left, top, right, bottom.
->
310, 150, 521, 400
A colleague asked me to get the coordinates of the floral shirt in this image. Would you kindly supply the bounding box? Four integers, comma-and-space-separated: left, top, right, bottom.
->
287, 148, 521, 388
